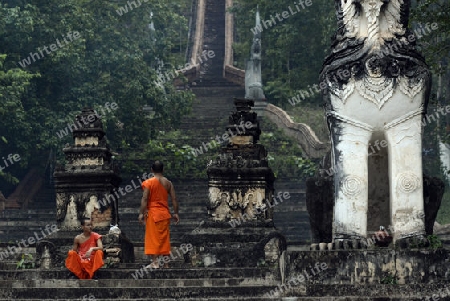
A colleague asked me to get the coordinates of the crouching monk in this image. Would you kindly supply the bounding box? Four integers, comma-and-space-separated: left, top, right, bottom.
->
65, 219, 104, 279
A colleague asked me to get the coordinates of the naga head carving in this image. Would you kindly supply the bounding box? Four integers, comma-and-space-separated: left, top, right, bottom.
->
322, 0, 429, 89
338, 0, 409, 44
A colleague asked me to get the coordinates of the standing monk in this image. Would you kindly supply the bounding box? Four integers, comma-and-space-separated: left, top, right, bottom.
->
139, 161, 179, 269
65, 219, 104, 279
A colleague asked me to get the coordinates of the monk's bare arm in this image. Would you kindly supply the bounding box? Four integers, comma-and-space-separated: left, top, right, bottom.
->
72, 236, 79, 252
138, 188, 150, 224
169, 182, 180, 224
169, 183, 179, 214
85, 237, 103, 258
92, 238, 103, 251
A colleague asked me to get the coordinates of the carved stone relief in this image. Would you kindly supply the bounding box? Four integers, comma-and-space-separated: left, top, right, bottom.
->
62, 195, 79, 229
208, 186, 268, 222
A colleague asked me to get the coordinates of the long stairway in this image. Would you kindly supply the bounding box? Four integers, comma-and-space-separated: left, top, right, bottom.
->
179, 0, 243, 146
0, 0, 311, 251
0, 0, 313, 299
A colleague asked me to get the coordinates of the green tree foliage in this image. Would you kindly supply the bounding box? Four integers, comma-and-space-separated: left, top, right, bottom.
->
411, 0, 450, 223
0, 0, 194, 190
0, 54, 36, 185
411, 0, 450, 72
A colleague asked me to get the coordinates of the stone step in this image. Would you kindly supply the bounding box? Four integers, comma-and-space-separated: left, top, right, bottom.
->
190, 87, 238, 93
0, 277, 277, 288
1, 281, 449, 300
192, 80, 240, 88
117, 210, 308, 221
2, 209, 55, 215
0, 214, 55, 220
0, 267, 276, 280
0, 286, 278, 300
119, 210, 208, 217
0, 221, 56, 227
0, 292, 442, 301
0, 299, 277, 301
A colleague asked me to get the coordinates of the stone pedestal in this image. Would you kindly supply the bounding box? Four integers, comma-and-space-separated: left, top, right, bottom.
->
184, 99, 286, 268
285, 249, 450, 286
265, 249, 450, 299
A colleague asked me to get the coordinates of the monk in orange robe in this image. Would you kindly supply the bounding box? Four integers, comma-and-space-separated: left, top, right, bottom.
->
138, 160, 179, 269
65, 219, 104, 279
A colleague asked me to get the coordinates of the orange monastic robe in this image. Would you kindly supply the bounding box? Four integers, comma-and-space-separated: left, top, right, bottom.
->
142, 177, 172, 255
65, 232, 104, 279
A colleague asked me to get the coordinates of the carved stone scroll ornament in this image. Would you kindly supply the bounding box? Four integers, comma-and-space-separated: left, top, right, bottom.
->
324, 0, 430, 96
328, 55, 426, 109
340, 175, 364, 199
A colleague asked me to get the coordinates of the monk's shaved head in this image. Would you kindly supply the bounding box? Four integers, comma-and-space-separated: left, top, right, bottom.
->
80, 219, 92, 226
152, 161, 164, 173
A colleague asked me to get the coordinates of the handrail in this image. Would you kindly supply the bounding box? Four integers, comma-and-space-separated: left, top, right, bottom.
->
223, 0, 245, 86
264, 104, 329, 159
224, 0, 234, 68
173, 0, 206, 84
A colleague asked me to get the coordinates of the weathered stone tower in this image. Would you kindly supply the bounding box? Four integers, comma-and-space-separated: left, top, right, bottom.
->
36, 108, 133, 268
207, 98, 274, 224
185, 98, 286, 268
53, 108, 121, 231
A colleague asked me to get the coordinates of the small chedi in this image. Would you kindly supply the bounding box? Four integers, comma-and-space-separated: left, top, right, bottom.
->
37, 108, 134, 268
207, 98, 273, 224
315, 0, 442, 248
185, 98, 286, 268
54, 108, 121, 231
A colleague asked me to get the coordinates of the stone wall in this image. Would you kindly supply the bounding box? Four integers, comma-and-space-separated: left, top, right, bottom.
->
285, 249, 450, 286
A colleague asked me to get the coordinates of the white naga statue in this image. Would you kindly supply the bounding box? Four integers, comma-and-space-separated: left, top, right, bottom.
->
321, 0, 431, 246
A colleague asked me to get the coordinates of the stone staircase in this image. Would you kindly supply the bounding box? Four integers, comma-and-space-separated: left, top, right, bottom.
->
1, 264, 450, 300
0, 266, 280, 300
117, 179, 309, 246
1, 0, 312, 300
178, 86, 243, 147
0, 175, 310, 244
194, 0, 229, 88
0, 189, 55, 243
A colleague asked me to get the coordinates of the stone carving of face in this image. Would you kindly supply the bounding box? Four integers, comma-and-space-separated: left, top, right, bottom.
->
221, 192, 229, 203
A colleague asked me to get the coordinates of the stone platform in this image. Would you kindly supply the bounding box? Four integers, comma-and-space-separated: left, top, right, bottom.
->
286, 248, 450, 285
1, 246, 450, 300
